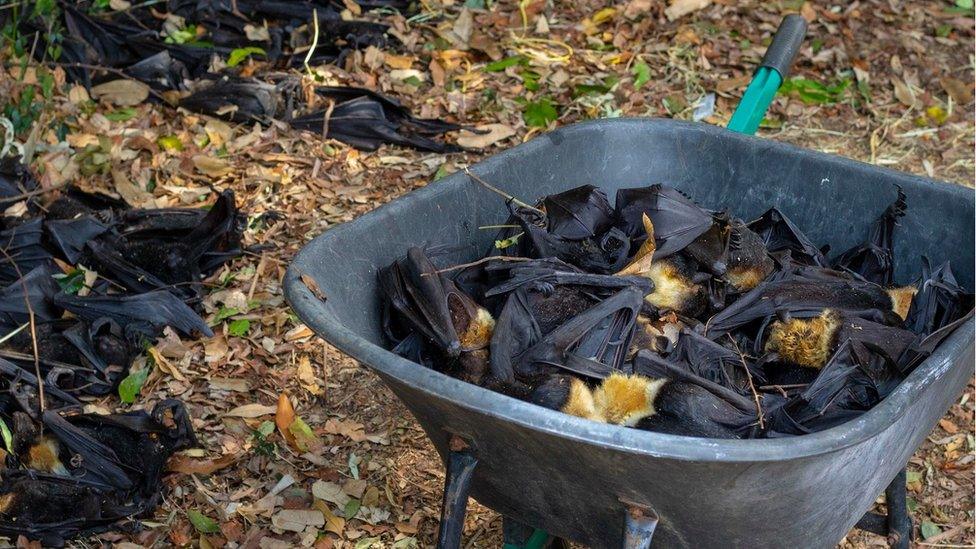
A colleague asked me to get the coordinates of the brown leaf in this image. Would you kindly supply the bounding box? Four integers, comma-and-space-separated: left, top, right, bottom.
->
192, 155, 233, 177
224, 403, 276, 418
275, 393, 296, 434
939, 418, 959, 434
800, 2, 817, 22
297, 355, 324, 396
616, 214, 656, 276
91, 79, 149, 107
168, 453, 238, 475
313, 500, 346, 536
456, 124, 516, 149
272, 509, 324, 533
665, 0, 711, 21
940, 77, 973, 105
716, 75, 752, 93
301, 273, 327, 300
893, 79, 916, 107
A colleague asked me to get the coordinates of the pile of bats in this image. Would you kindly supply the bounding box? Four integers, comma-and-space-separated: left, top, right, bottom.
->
7, 0, 461, 152
380, 181, 973, 439
0, 156, 245, 545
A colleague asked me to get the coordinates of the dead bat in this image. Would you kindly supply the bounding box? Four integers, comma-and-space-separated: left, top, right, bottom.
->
53, 290, 212, 339
725, 222, 775, 293
704, 276, 909, 341
904, 259, 974, 336
44, 216, 110, 265
832, 189, 907, 285
500, 202, 632, 274
0, 219, 53, 285
764, 309, 917, 369
379, 247, 494, 382
614, 185, 715, 259
542, 185, 615, 240
489, 284, 644, 385
747, 207, 829, 267
0, 264, 62, 331
763, 339, 902, 436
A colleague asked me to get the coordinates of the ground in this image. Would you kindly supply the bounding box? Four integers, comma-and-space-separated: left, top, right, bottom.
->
1, 0, 973, 547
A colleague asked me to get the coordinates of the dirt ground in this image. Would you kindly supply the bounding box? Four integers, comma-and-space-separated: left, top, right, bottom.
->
1, 0, 973, 547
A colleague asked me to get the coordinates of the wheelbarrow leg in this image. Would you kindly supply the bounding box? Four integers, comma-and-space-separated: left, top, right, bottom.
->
853, 467, 912, 549
884, 469, 911, 549
436, 448, 478, 549
622, 503, 659, 549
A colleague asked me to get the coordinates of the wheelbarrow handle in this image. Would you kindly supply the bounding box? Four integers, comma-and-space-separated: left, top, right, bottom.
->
760, 14, 808, 81
727, 15, 808, 135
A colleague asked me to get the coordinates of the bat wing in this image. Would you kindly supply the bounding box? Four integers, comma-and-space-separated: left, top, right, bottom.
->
542, 185, 614, 240
747, 207, 828, 266
832, 188, 906, 285
53, 290, 211, 338
615, 185, 714, 259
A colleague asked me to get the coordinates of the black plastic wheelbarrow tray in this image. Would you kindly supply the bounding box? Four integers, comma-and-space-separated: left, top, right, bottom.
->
284, 118, 975, 548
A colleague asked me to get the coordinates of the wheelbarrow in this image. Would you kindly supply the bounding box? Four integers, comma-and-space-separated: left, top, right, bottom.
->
284, 15, 976, 549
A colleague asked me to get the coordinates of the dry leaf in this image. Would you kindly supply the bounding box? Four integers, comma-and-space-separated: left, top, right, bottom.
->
939, 419, 959, 434
211, 378, 251, 392
384, 54, 414, 70
67, 85, 90, 104
224, 403, 276, 418
312, 480, 350, 507
301, 273, 327, 300
616, 214, 655, 276
323, 419, 367, 442
297, 355, 323, 396
665, 0, 711, 21
893, 79, 916, 107
193, 155, 233, 177
940, 77, 973, 105
456, 124, 516, 149
452, 8, 474, 46
314, 500, 345, 536
275, 393, 296, 434
167, 453, 238, 475
149, 346, 188, 381
272, 509, 324, 533
285, 324, 314, 341
91, 79, 150, 107
112, 169, 153, 206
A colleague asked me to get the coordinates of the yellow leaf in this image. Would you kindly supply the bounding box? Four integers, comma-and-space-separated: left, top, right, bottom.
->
297, 355, 323, 396
148, 346, 187, 381
616, 213, 656, 276
592, 7, 616, 24
192, 155, 232, 177
314, 500, 346, 536
91, 79, 149, 107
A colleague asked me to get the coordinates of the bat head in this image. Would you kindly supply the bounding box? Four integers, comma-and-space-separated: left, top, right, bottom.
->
765, 310, 841, 369
593, 373, 667, 426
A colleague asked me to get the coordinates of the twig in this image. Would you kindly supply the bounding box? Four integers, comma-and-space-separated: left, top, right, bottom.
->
247, 252, 267, 302
0, 247, 44, 411
303, 8, 320, 75
428, 255, 533, 275
915, 524, 968, 546
0, 181, 66, 205
463, 168, 545, 215
0, 323, 28, 346
478, 224, 520, 230
728, 335, 763, 429
321, 98, 335, 140
758, 383, 808, 391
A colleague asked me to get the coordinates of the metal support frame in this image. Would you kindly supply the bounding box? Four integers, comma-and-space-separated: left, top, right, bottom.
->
854, 468, 912, 549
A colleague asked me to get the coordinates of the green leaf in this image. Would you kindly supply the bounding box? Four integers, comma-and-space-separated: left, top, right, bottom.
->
213, 307, 240, 323
519, 69, 541, 92
433, 164, 450, 180
227, 46, 266, 67
906, 470, 923, 484
348, 452, 361, 479
779, 76, 851, 105
955, 0, 974, 8
935, 24, 952, 38
354, 537, 381, 549
53, 269, 85, 294
157, 135, 183, 151
187, 510, 221, 534
256, 420, 275, 437
485, 55, 526, 72
920, 521, 942, 540
494, 232, 522, 249
906, 497, 918, 512
522, 97, 558, 128
105, 107, 137, 121
343, 498, 361, 519
118, 365, 149, 404
228, 319, 250, 337
402, 75, 424, 87
0, 418, 12, 454
632, 61, 651, 89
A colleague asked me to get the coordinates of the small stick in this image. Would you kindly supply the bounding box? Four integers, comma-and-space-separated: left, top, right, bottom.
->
247, 253, 267, 302
758, 383, 808, 391
463, 168, 545, 215
0, 247, 44, 411
429, 255, 533, 275
0, 323, 28, 346
477, 224, 520, 230
728, 335, 763, 429
321, 98, 334, 139
0, 181, 66, 205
